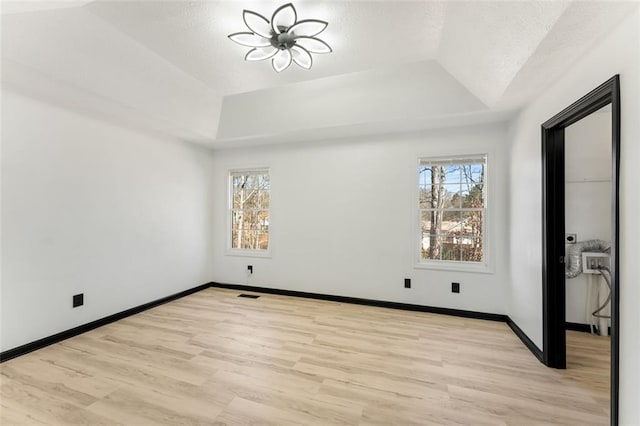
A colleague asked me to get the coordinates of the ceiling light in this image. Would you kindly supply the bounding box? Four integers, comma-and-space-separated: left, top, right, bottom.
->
228, 3, 331, 73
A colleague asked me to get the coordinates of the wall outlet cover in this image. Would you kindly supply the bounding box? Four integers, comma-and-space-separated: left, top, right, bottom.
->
73, 293, 84, 308
404, 278, 411, 288
452, 282, 460, 293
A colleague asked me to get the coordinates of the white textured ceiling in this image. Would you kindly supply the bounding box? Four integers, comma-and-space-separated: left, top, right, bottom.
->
437, 1, 570, 107
85, 0, 446, 95
0, 0, 92, 15
1, 1, 637, 147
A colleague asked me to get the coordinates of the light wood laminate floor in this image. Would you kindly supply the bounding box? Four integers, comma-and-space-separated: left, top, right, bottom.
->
1, 288, 610, 425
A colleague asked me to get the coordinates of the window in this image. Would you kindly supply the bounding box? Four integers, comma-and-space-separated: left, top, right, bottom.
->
229, 169, 270, 252
418, 155, 486, 265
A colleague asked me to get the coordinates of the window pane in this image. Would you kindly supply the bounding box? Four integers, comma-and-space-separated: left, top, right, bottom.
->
470, 164, 485, 184
240, 230, 254, 249
231, 228, 238, 249
430, 166, 446, 185
462, 210, 483, 237
417, 156, 486, 264
421, 232, 430, 260
461, 234, 483, 262
419, 186, 433, 208
444, 165, 462, 184
229, 170, 270, 251
442, 210, 461, 232
231, 210, 242, 228
441, 233, 461, 261
232, 176, 239, 191
239, 210, 254, 230
421, 211, 433, 234
232, 176, 245, 209
430, 184, 446, 209
419, 167, 432, 186
257, 190, 270, 209
462, 183, 484, 208
422, 234, 441, 260
445, 183, 461, 208
257, 232, 269, 250
244, 175, 256, 191
249, 189, 260, 209
232, 190, 241, 209
256, 210, 269, 232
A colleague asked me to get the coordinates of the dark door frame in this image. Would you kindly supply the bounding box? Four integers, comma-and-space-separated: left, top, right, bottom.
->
541, 75, 620, 424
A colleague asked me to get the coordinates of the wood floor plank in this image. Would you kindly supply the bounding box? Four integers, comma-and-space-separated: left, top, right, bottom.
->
0, 288, 610, 425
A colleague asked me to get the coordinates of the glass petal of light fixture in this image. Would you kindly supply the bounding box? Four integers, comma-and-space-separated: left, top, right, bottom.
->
290, 45, 312, 69
228, 32, 271, 48
271, 3, 297, 34
245, 47, 279, 62
293, 36, 332, 54
272, 49, 292, 73
243, 10, 272, 39
287, 19, 328, 38
228, 3, 331, 72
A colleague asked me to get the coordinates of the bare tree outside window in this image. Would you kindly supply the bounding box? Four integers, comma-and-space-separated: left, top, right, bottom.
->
419, 156, 486, 263
230, 170, 270, 250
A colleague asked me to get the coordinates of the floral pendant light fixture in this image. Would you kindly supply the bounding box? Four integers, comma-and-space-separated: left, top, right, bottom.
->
228, 3, 332, 73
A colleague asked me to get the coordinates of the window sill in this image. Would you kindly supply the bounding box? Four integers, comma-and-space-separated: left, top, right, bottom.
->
414, 260, 493, 274
225, 249, 272, 259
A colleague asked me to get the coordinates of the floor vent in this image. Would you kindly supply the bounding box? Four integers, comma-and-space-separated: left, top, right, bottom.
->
238, 294, 260, 299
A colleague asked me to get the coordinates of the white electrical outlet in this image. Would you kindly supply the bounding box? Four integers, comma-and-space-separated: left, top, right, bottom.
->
582, 252, 610, 274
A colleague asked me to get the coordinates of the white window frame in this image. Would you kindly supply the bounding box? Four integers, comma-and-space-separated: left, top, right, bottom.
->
226, 167, 272, 258
413, 154, 492, 273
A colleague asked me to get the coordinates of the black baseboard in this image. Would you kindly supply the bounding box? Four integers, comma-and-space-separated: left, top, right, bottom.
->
566, 321, 611, 335
566, 322, 592, 333
210, 282, 507, 322
506, 317, 544, 363
0, 283, 210, 363
1, 281, 546, 366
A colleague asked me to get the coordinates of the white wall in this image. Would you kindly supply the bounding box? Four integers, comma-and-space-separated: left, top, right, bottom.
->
0, 90, 214, 352
211, 123, 509, 315
564, 109, 611, 324
216, 61, 486, 140
507, 8, 639, 424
